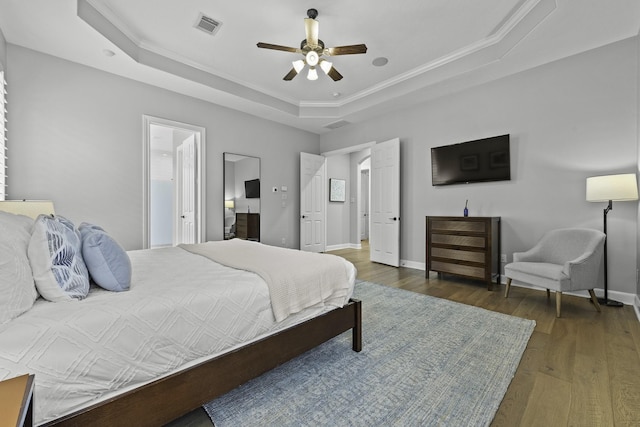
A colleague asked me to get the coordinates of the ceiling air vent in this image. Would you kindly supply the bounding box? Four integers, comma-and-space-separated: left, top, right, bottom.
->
195, 13, 222, 36
324, 120, 351, 130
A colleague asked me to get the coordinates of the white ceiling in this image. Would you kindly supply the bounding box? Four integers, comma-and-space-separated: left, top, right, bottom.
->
0, 0, 638, 134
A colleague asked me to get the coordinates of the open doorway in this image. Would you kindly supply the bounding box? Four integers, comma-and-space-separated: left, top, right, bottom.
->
322, 138, 400, 267
321, 143, 373, 254
358, 157, 371, 253
143, 116, 206, 249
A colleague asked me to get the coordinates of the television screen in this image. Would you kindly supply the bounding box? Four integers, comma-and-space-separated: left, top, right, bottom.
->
244, 179, 260, 198
431, 134, 510, 186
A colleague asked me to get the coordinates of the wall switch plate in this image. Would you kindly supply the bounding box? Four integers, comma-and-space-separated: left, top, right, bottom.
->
281, 186, 288, 192
500, 254, 507, 263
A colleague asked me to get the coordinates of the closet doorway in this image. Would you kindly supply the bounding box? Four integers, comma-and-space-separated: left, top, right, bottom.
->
359, 158, 370, 243
143, 116, 206, 249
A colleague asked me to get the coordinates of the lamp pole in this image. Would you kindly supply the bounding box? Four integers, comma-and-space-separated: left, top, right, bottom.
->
600, 200, 623, 307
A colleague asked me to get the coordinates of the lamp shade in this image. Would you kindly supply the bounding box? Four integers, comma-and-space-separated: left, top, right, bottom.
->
292, 59, 305, 73
320, 59, 333, 74
307, 67, 318, 81
586, 173, 638, 202
0, 200, 55, 219
224, 200, 235, 209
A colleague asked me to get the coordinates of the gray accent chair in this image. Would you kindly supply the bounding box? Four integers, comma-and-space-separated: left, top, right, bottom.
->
504, 228, 606, 317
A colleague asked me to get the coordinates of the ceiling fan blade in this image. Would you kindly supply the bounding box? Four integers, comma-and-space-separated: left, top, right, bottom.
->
327, 44, 368, 56
257, 42, 299, 53
283, 68, 298, 81
304, 18, 319, 48
327, 66, 343, 81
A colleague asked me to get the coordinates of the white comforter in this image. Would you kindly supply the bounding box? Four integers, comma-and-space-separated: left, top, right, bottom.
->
0, 246, 356, 425
180, 239, 353, 321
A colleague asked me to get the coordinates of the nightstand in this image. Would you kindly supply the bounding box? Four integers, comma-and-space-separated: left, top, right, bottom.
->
0, 374, 34, 427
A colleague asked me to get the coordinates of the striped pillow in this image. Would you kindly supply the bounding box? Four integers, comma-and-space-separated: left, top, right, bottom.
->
28, 214, 90, 301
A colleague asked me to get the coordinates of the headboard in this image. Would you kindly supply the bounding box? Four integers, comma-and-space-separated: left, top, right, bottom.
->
0, 200, 55, 219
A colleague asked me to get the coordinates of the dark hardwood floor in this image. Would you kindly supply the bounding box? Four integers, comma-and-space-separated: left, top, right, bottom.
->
170, 241, 640, 426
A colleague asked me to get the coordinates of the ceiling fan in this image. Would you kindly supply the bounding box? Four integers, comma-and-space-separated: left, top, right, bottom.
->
257, 8, 367, 81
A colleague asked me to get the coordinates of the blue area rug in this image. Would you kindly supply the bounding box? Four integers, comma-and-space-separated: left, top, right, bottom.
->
203, 281, 535, 426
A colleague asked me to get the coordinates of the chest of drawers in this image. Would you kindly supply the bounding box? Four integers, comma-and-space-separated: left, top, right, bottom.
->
236, 213, 260, 241
426, 216, 501, 290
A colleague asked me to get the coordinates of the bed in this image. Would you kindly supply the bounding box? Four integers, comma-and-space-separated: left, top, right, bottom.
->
0, 201, 362, 426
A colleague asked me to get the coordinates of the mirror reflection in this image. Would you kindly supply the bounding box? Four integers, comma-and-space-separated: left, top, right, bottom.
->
224, 153, 260, 241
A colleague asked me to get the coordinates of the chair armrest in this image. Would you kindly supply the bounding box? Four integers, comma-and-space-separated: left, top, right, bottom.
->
513, 245, 544, 263
562, 245, 604, 291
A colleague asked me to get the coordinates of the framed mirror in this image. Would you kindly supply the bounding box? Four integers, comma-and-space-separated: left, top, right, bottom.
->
224, 153, 260, 241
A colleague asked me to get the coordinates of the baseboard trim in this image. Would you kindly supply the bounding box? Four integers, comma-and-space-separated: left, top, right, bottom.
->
325, 243, 361, 252
400, 260, 426, 270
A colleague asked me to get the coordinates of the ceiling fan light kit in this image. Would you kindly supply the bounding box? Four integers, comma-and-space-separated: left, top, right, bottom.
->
292, 60, 305, 73
257, 8, 367, 82
306, 50, 319, 66
320, 60, 333, 74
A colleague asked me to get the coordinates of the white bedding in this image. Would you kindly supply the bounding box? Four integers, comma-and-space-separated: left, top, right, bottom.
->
0, 246, 356, 425
180, 239, 353, 321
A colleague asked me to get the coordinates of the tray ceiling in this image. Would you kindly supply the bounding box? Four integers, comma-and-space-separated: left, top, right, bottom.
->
0, 0, 638, 134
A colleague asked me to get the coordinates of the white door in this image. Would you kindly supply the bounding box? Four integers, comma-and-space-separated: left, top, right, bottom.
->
177, 135, 196, 244
300, 152, 326, 252
360, 169, 369, 240
370, 138, 400, 266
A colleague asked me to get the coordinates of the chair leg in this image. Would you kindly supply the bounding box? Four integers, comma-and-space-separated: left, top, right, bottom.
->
555, 291, 562, 318
588, 289, 601, 313
505, 278, 512, 298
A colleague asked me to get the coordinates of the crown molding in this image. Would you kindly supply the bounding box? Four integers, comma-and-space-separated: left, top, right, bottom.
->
78, 0, 556, 122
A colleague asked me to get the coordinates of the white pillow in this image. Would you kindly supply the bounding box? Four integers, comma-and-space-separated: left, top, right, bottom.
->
28, 214, 90, 302
0, 211, 38, 324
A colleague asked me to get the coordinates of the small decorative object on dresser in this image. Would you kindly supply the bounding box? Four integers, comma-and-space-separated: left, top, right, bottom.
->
426, 216, 501, 290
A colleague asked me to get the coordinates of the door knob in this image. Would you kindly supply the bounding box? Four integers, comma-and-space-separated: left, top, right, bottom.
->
301, 215, 307, 219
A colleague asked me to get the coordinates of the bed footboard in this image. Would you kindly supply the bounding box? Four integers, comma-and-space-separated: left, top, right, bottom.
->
46, 299, 362, 427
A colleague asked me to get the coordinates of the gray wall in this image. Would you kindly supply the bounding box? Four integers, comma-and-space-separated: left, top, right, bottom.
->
320, 37, 639, 296
326, 154, 351, 247
6, 45, 320, 250
0, 28, 6, 71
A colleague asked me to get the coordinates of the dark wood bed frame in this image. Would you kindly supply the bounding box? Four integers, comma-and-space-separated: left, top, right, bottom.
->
44, 299, 362, 426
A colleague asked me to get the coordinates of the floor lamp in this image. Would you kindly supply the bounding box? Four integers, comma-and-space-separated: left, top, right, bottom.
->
586, 173, 638, 307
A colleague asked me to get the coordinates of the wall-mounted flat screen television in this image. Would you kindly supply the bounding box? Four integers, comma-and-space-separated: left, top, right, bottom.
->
244, 178, 260, 198
431, 134, 510, 186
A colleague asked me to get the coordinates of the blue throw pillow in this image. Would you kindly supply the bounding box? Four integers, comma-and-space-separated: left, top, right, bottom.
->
79, 223, 131, 292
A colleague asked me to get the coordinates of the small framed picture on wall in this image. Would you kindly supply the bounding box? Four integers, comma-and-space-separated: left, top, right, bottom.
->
329, 178, 346, 202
